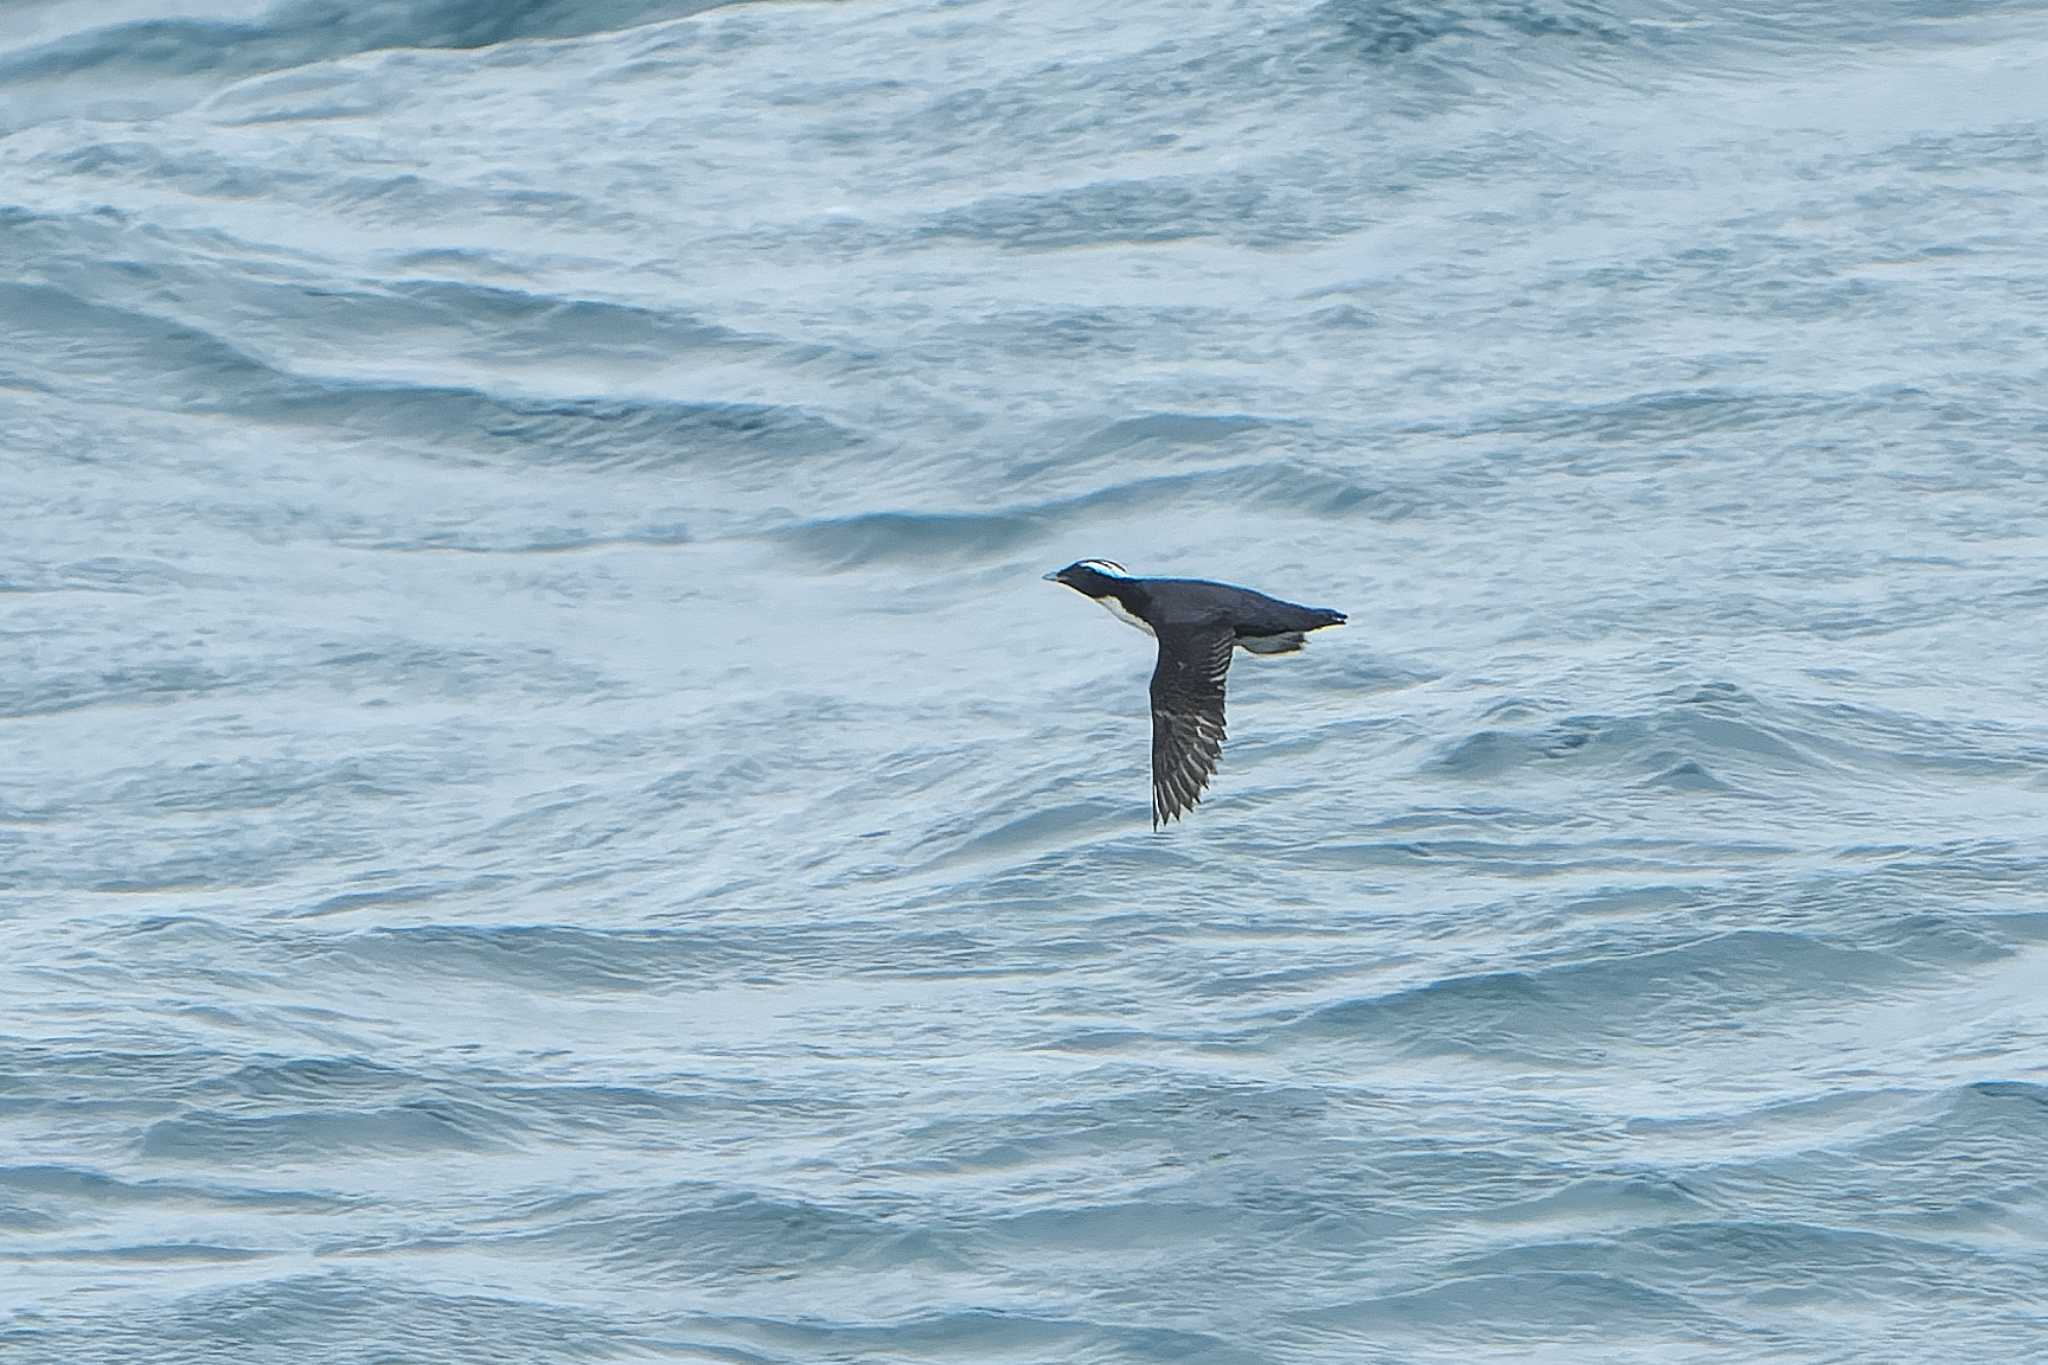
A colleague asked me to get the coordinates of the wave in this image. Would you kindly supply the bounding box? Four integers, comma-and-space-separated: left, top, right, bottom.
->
130, 1060, 814, 1170
316, 922, 704, 991
672, 1307, 1264, 1364
1306, 1270, 1728, 1338
1458, 385, 1870, 445
297, 917, 935, 998
0, 281, 283, 412
3, 283, 827, 460
3, 631, 603, 734
384, 279, 765, 361
1311, 0, 1640, 68
138, 1101, 522, 1160
10, 1271, 634, 1362
768, 457, 1413, 570
347, 524, 693, 554
1299, 0, 2025, 101
1071, 411, 1282, 456
772, 509, 1043, 571
0, 0, 732, 132
0, 555, 228, 597
0, 657, 244, 721
256, 383, 851, 468
1, 212, 858, 471
0, 1240, 273, 1266
1846, 1079, 2048, 1174
1268, 924, 1921, 1060
509, 1186, 925, 1277
0, 1161, 360, 1219
1273, 968, 1582, 1058
921, 173, 1370, 251
1473, 1173, 1714, 1231
1421, 680, 2046, 801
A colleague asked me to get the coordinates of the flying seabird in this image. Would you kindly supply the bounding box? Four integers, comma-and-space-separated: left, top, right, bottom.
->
1043, 559, 1346, 828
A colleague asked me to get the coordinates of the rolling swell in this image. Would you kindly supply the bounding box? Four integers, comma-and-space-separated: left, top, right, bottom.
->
0, 277, 850, 470
0, 282, 281, 411
923, 175, 1374, 251
3, 1273, 632, 1363
1309, 0, 1647, 89
254, 383, 848, 469
1423, 681, 2042, 812
6, 0, 2048, 1359
0, 0, 733, 132
769, 459, 1413, 569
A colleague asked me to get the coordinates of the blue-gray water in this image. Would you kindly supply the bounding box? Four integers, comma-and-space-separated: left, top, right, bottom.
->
6, 0, 2048, 1360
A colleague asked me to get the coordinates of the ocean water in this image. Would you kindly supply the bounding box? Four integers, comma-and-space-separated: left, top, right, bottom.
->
6, 0, 2048, 1359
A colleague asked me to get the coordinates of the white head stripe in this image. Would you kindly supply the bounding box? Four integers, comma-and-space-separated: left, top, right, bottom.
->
1078, 559, 1130, 578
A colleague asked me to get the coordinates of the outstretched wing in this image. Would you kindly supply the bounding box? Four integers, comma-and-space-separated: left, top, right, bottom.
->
1149, 624, 1235, 829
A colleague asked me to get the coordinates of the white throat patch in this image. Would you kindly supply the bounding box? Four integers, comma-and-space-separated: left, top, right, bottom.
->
1094, 594, 1155, 637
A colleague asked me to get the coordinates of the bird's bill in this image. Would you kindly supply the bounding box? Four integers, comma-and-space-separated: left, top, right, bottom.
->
1041, 570, 1062, 582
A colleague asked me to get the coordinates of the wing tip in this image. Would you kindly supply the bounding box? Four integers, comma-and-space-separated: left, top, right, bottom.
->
1152, 781, 1211, 830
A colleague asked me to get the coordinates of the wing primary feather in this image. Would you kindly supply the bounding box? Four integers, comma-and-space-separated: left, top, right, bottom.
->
1148, 624, 1236, 830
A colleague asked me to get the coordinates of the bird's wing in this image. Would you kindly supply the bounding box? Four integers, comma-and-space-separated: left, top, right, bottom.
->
1149, 623, 1236, 829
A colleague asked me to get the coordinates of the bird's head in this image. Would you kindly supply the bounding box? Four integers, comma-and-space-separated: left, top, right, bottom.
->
1042, 559, 1132, 599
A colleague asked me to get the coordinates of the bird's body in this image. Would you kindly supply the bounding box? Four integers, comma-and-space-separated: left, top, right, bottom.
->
1043, 559, 1345, 828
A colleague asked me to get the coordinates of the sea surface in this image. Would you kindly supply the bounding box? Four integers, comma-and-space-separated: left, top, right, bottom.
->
5, 0, 2048, 1360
